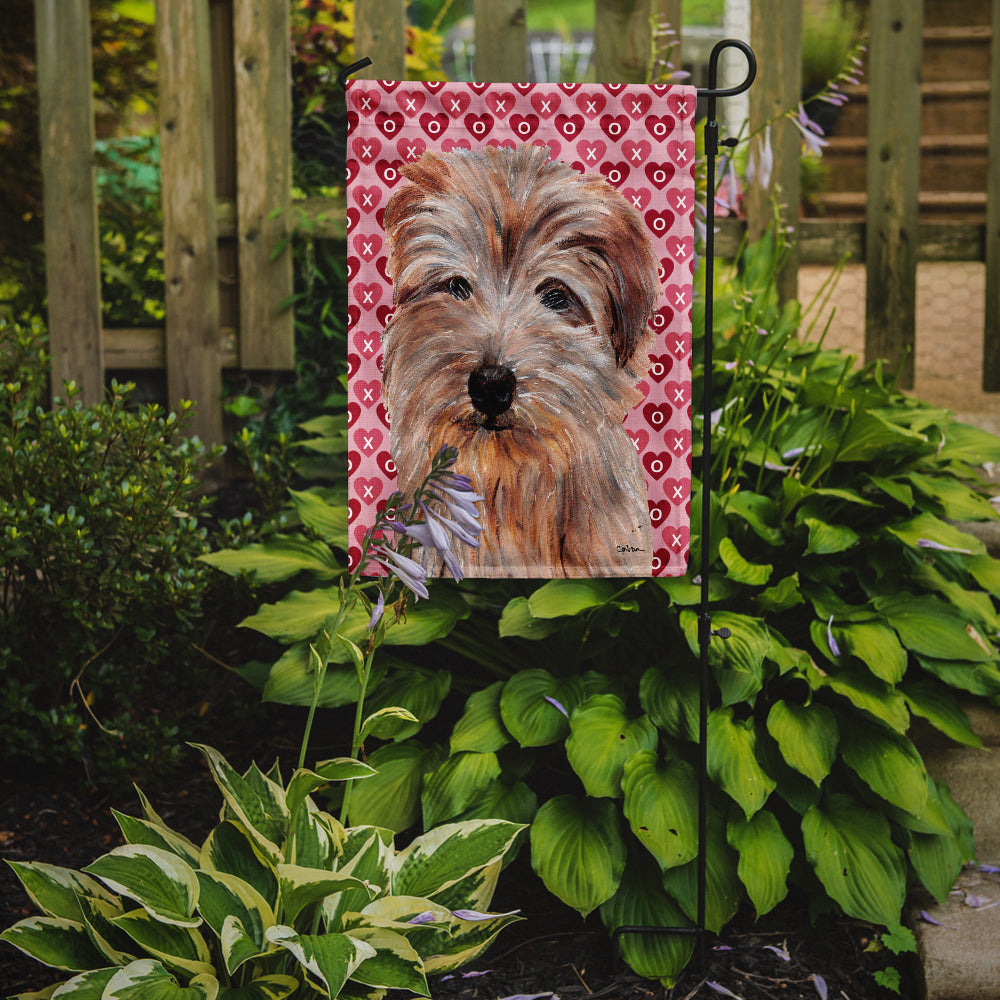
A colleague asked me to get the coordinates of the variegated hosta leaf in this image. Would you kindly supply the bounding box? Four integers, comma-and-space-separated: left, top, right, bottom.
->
4, 861, 118, 922
565, 695, 658, 799
77, 894, 136, 966
110, 908, 214, 979
265, 926, 375, 998
450, 681, 511, 754
190, 745, 287, 863
600, 854, 694, 987
0, 916, 107, 972
288, 802, 343, 870
195, 871, 274, 974
102, 958, 218, 999
621, 751, 699, 871
46, 966, 118, 997
425, 859, 501, 916
802, 793, 906, 926
285, 760, 375, 824
323, 829, 393, 931
345, 926, 429, 995
420, 907, 523, 975
706, 707, 776, 819
83, 846, 200, 928
765, 700, 838, 786
727, 810, 793, 918
276, 864, 375, 925
529, 795, 626, 917
200, 822, 278, 910
214, 974, 299, 1000
391, 820, 524, 901
112, 810, 201, 868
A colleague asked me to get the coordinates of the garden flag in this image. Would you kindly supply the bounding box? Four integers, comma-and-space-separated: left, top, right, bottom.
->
346, 80, 697, 578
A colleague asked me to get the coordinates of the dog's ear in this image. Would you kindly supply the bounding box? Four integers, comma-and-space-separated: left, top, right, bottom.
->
383, 151, 453, 238
599, 203, 660, 368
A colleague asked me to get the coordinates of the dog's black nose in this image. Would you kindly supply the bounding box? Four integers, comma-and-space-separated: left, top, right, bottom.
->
468, 363, 516, 420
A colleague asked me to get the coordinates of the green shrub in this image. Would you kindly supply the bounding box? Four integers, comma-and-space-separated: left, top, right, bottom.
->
0, 317, 220, 783
1, 743, 524, 998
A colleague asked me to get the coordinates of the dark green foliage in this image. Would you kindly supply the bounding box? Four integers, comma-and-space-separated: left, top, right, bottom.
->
0, 317, 220, 783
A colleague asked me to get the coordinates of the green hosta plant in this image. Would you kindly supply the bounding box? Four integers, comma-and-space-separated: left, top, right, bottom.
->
1, 744, 523, 999
341, 234, 998, 984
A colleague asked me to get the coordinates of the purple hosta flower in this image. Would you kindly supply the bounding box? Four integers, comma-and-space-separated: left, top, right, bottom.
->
706, 983, 742, 999
979, 864, 1000, 874
407, 911, 438, 925
544, 695, 569, 718
367, 590, 385, 631
827, 616, 841, 658
451, 908, 521, 921
763, 944, 791, 962
715, 156, 741, 215
917, 538, 973, 555
811, 974, 828, 1000
371, 545, 429, 600
746, 124, 774, 190
791, 104, 828, 157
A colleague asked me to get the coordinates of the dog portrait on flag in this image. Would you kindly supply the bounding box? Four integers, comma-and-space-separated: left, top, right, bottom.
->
347, 81, 697, 579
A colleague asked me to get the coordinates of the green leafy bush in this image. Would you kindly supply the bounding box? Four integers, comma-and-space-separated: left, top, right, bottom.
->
1, 743, 523, 998
0, 317, 219, 782
213, 235, 1000, 985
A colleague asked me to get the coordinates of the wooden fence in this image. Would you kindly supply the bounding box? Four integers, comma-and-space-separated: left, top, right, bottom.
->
33, 0, 1000, 445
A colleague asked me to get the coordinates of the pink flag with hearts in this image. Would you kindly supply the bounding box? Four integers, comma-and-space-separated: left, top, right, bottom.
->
347, 80, 697, 579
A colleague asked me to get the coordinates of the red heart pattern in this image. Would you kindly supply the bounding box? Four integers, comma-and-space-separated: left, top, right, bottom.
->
346, 80, 697, 577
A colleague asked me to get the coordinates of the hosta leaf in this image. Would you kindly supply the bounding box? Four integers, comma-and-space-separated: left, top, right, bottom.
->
421, 751, 502, 828
566, 695, 658, 798
724, 490, 784, 546
839, 718, 929, 816
599, 853, 694, 987
967, 553, 1000, 597
707, 708, 776, 818
322, 829, 393, 931
423, 906, 522, 974
833, 621, 907, 684
935, 421, 1000, 464
111, 909, 214, 978
834, 410, 927, 463
527, 579, 617, 618
639, 664, 699, 742
661, 811, 741, 933
805, 660, 910, 732
497, 596, 564, 640
765, 700, 838, 786
265, 926, 375, 997
285, 759, 375, 822
347, 740, 442, 832
905, 473, 998, 522
718, 537, 772, 586
200, 822, 278, 910
499, 670, 585, 747
909, 828, 965, 905
200, 535, 340, 584
453, 779, 538, 827
874, 594, 995, 662
393, 820, 524, 900
450, 682, 511, 754
621, 751, 699, 871
277, 865, 374, 925
802, 794, 906, 926
260, 643, 387, 709
916, 655, 1000, 697
362, 667, 451, 740
345, 926, 428, 994
803, 517, 859, 556
191, 746, 287, 862
681, 610, 770, 706
727, 811, 793, 917
47, 967, 118, 998
103, 959, 218, 1000
0, 917, 107, 971
910, 562, 1000, 633
215, 975, 299, 1000
288, 488, 348, 546
885, 512, 985, 556
5, 862, 118, 923
530, 795, 626, 917
112, 812, 201, 868
83, 846, 200, 928
756, 573, 804, 614
195, 871, 273, 973
901, 680, 982, 748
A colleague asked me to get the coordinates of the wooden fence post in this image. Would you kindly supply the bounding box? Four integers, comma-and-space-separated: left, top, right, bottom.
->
233, 0, 294, 370
157, 0, 223, 445
746, 0, 801, 306
34, 0, 104, 405
983, 0, 1000, 390
354, 0, 406, 80
594, 0, 656, 83
474, 0, 527, 81
864, 0, 923, 389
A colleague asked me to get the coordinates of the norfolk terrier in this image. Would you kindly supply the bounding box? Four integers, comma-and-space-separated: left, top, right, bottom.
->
380, 144, 659, 577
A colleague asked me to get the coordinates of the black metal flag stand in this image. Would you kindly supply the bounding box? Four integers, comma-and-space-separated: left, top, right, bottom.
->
340, 36, 758, 975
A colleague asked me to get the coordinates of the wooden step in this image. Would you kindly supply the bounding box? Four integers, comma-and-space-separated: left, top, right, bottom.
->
922, 25, 993, 83
813, 189, 987, 222
832, 80, 991, 138
822, 134, 989, 193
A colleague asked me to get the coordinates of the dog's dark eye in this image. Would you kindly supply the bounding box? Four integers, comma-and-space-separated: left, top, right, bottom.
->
537, 281, 574, 312
446, 276, 473, 301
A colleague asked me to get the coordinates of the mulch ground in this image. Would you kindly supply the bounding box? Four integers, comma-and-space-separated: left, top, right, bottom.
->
1, 740, 913, 1000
